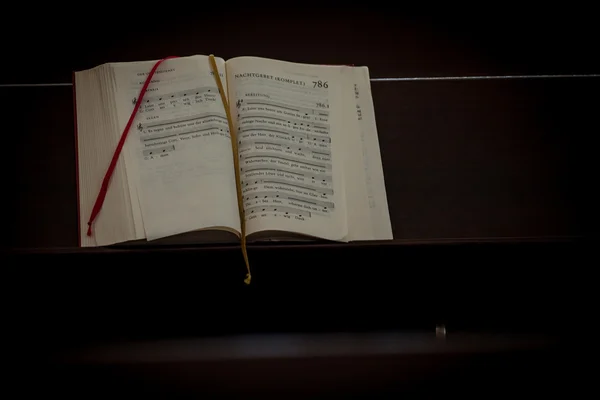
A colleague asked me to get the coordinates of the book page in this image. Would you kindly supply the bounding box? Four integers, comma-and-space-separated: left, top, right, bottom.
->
111, 56, 240, 241
340, 67, 393, 240
226, 57, 348, 241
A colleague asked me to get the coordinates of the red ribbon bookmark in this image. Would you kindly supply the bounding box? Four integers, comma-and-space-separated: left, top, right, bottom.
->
87, 56, 179, 237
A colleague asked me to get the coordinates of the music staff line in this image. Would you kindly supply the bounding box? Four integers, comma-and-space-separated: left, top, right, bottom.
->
239, 140, 331, 157
244, 191, 334, 209
141, 113, 228, 130
242, 178, 334, 195
243, 160, 328, 177
142, 145, 175, 156
242, 170, 333, 189
238, 114, 329, 129
241, 153, 331, 170
142, 125, 228, 142
238, 134, 330, 152
243, 178, 333, 196
242, 99, 330, 117
241, 166, 332, 182
134, 86, 218, 105
239, 127, 331, 143
245, 205, 312, 218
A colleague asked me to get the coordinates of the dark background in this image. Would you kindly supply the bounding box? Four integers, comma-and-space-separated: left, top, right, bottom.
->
2, 7, 599, 82
2, 6, 597, 397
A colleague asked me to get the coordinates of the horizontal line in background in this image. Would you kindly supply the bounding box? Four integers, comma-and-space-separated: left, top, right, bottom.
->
370, 74, 600, 81
0, 83, 73, 87
0, 74, 598, 87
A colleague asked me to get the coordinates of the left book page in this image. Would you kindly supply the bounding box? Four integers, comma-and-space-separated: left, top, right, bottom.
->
75, 55, 241, 246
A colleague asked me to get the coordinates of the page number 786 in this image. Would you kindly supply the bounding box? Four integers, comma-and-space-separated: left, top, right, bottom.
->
312, 80, 328, 88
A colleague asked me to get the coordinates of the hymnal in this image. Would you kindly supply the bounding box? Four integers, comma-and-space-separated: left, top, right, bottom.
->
73, 55, 392, 249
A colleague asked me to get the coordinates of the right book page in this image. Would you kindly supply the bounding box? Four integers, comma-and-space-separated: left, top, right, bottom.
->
339, 66, 393, 241
226, 56, 392, 242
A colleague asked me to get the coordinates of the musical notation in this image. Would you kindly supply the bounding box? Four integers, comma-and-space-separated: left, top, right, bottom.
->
245, 99, 329, 116
239, 126, 330, 143
244, 191, 329, 216
239, 141, 331, 163
242, 178, 334, 195
134, 86, 220, 114
142, 126, 229, 142
241, 166, 332, 183
139, 113, 228, 131
239, 134, 330, 152
241, 155, 329, 177
239, 114, 329, 130
245, 191, 334, 209
143, 87, 216, 103
246, 205, 312, 218
135, 96, 230, 162
142, 145, 175, 157
236, 98, 330, 125
234, 80, 337, 221
243, 180, 332, 206
242, 152, 329, 167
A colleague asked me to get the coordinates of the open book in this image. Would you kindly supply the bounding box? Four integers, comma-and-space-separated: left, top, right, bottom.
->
74, 55, 392, 247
